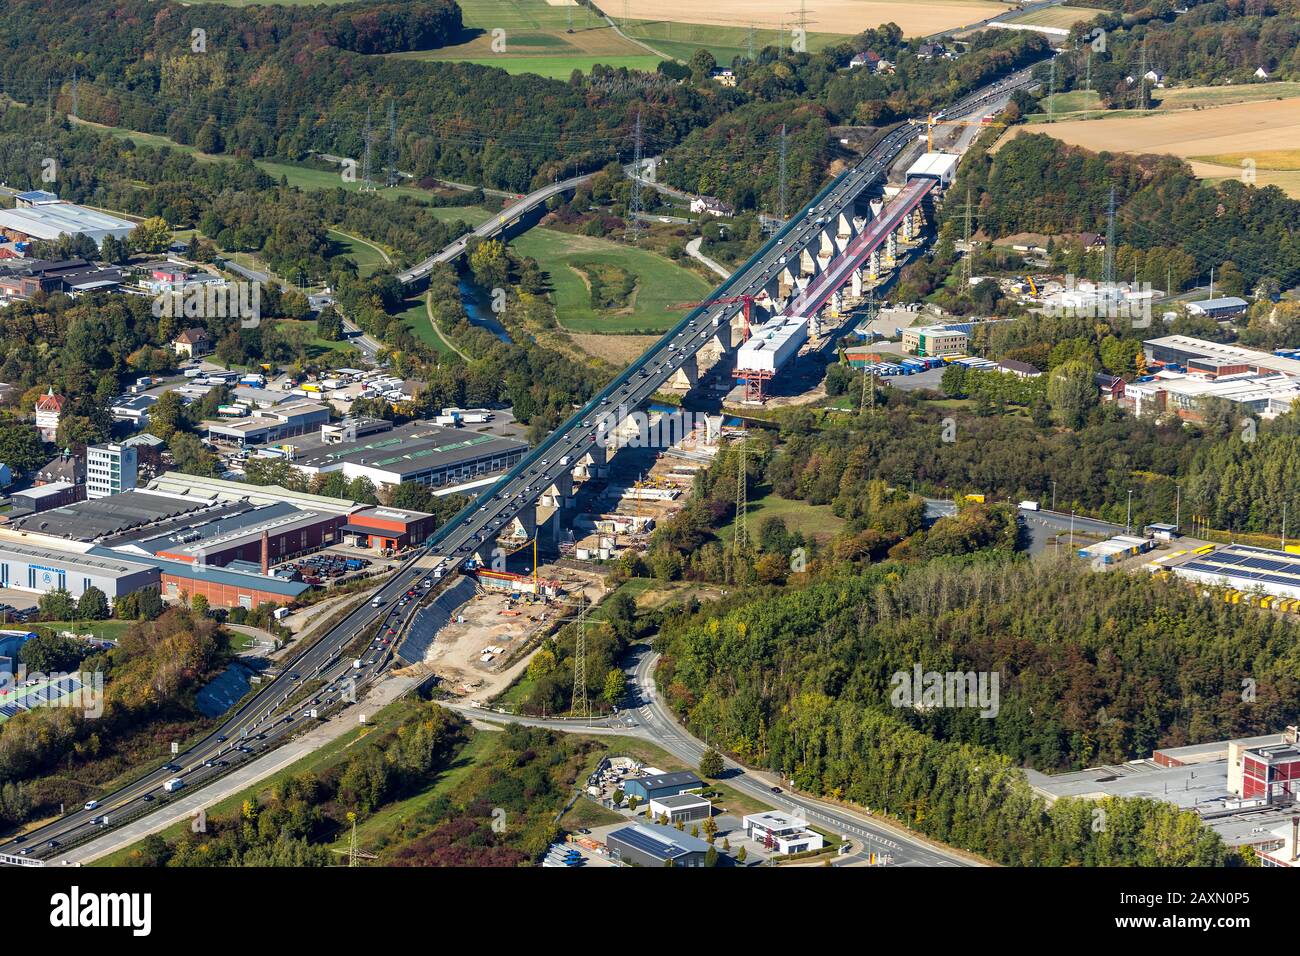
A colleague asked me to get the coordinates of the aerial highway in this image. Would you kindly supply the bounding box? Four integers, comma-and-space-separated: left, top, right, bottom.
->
421, 65, 1041, 572
0, 549, 439, 864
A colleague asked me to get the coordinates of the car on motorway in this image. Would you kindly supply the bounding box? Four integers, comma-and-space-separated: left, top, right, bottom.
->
770, 786, 782, 794
163, 763, 181, 773
84, 800, 100, 811
142, 794, 155, 803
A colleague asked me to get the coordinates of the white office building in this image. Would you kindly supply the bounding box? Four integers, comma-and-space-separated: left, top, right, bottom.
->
86, 443, 138, 500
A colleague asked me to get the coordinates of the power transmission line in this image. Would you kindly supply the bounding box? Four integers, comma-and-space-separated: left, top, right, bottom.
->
627, 108, 644, 242
385, 99, 399, 188
778, 123, 788, 221
1104, 185, 1116, 286
572, 594, 588, 719
733, 432, 749, 560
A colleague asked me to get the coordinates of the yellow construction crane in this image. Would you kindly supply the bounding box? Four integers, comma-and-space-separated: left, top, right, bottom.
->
1026, 275, 1039, 295
926, 114, 1006, 152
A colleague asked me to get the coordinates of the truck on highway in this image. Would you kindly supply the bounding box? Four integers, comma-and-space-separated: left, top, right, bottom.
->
164, 778, 184, 793
353, 659, 363, 669
1019, 500, 1040, 511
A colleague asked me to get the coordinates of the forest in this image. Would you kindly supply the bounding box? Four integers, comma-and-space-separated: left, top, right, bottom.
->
950, 132, 1300, 292
651, 561, 1270, 865
0, 609, 227, 829
0, 0, 727, 193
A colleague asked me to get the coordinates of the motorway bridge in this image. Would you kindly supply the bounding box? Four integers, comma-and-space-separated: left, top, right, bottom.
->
422, 66, 1040, 571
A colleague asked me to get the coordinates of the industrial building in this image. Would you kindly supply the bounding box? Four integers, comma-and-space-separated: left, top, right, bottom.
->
0, 202, 135, 249
0, 258, 123, 300
902, 325, 968, 357
114, 500, 347, 569
0, 538, 158, 602
341, 506, 436, 552
1185, 296, 1249, 319
1123, 372, 1300, 420
1169, 543, 1300, 601
289, 422, 528, 492
648, 793, 712, 825
742, 811, 826, 855
1142, 335, 1300, 378
9, 481, 80, 516
1076, 534, 1154, 565
605, 822, 711, 867
620, 770, 704, 803
5, 489, 214, 541
204, 400, 331, 447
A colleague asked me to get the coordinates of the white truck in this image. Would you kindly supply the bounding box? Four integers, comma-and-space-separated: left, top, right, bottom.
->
352, 659, 364, 669
1018, 500, 1041, 512
164, 778, 184, 793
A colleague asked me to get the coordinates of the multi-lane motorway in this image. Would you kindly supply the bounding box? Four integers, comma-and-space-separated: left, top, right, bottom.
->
422, 65, 1042, 572
0, 550, 439, 863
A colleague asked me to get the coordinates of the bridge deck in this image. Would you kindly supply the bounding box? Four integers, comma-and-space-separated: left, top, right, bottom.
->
784, 177, 935, 317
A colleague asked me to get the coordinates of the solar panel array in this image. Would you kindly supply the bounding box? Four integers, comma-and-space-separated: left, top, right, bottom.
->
1179, 544, 1300, 591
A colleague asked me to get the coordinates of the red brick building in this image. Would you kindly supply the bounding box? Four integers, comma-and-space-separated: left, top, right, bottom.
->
342, 506, 436, 552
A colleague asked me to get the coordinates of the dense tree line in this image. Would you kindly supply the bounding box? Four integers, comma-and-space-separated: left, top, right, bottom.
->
950, 132, 1300, 291
0, 0, 728, 193
652, 562, 1261, 865
659, 28, 1050, 212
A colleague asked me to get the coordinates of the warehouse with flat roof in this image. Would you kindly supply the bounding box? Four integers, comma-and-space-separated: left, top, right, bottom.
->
0, 539, 158, 601
0, 202, 135, 249
290, 422, 528, 490
1170, 543, 1300, 600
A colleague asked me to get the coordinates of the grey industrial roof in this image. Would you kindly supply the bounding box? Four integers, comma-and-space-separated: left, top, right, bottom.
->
8, 491, 209, 540
628, 771, 704, 791
649, 793, 712, 808
136, 502, 336, 559
1189, 296, 1249, 311
294, 423, 527, 477
0, 539, 157, 579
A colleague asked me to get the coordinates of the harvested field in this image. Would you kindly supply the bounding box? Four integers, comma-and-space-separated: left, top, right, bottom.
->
1007, 96, 1300, 197
614, 0, 1013, 36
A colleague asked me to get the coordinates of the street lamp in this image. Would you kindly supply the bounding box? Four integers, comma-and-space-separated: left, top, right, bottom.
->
1126, 489, 1133, 535
1051, 480, 1057, 512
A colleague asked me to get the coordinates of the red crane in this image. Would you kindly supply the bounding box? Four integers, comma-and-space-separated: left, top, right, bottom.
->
667, 293, 758, 340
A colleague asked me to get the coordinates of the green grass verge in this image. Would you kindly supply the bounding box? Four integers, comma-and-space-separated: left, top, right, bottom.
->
327, 229, 390, 278
33, 619, 134, 642
509, 229, 711, 333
